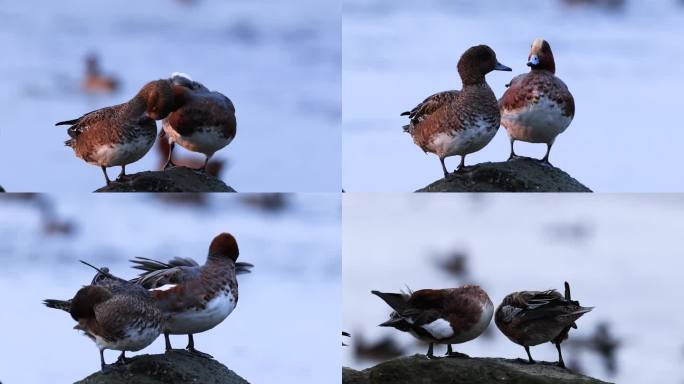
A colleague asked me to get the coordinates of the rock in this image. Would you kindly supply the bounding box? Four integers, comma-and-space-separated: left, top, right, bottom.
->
75, 351, 249, 384
95, 167, 236, 192
417, 157, 591, 192
0, 185, 5, 192
343, 354, 611, 384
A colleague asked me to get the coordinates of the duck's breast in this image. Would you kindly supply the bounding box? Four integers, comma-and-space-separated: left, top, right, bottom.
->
501, 73, 574, 143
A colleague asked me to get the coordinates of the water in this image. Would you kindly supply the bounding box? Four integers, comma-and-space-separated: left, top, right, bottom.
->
0, 0, 341, 192
342, 194, 684, 383
342, 0, 684, 192
0, 194, 341, 383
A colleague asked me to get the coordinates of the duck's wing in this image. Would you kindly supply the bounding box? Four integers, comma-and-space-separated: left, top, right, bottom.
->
129, 256, 201, 288
56, 105, 120, 140
401, 90, 460, 127
517, 290, 585, 322
93, 294, 159, 341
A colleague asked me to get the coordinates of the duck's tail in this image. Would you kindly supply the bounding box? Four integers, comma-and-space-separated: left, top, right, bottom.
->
43, 298, 71, 312
371, 290, 408, 313
236, 261, 254, 275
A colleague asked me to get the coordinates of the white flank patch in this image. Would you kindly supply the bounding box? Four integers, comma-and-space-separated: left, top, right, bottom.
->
94, 324, 162, 352
150, 284, 177, 292
171, 72, 192, 81
501, 96, 572, 144
165, 290, 236, 335
163, 123, 233, 157
87, 136, 155, 167
430, 118, 498, 158
421, 318, 454, 340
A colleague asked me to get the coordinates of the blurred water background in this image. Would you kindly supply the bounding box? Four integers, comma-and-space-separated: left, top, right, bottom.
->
0, 0, 341, 192
0, 194, 341, 383
342, 0, 684, 192
343, 194, 684, 383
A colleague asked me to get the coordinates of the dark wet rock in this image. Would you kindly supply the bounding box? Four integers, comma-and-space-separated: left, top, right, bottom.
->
417, 157, 591, 192
343, 354, 610, 384
0, 185, 5, 192
95, 166, 236, 192
75, 351, 249, 384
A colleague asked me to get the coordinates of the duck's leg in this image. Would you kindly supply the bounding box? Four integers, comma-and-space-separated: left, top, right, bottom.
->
116, 165, 127, 180
445, 344, 469, 358
100, 349, 113, 372
199, 154, 212, 172
186, 334, 213, 359
508, 138, 520, 160
524, 346, 535, 364
454, 155, 467, 173
426, 342, 436, 359
555, 342, 566, 368
164, 142, 176, 169
101, 166, 112, 185
540, 143, 553, 165
164, 331, 172, 351
115, 351, 127, 365
440, 158, 449, 179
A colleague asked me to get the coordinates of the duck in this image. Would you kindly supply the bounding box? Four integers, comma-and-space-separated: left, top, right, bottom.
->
372, 285, 493, 358
162, 73, 236, 171
499, 38, 575, 164
495, 281, 592, 368
129, 232, 253, 358
43, 261, 163, 371
401, 45, 511, 178
82, 53, 119, 94
56, 79, 175, 185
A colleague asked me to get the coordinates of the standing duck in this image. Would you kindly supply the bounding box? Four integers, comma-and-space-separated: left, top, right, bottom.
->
57, 79, 175, 185
495, 282, 593, 368
499, 38, 575, 164
43, 262, 164, 371
162, 73, 236, 171
401, 45, 511, 178
130, 232, 252, 358
372, 285, 493, 358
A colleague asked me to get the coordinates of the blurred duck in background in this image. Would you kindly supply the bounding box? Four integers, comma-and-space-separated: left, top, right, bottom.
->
82, 53, 120, 94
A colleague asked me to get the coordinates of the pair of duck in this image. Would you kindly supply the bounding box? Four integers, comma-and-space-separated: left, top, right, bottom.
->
402, 38, 575, 178
57, 73, 236, 185
43, 232, 253, 371
372, 281, 592, 368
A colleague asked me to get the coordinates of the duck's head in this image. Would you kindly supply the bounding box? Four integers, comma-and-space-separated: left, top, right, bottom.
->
457, 45, 511, 85
527, 38, 556, 73
139, 79, 176, 120
208, 232, 240, 262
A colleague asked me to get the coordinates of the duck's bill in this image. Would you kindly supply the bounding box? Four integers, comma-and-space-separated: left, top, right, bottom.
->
494, 62, 512, 71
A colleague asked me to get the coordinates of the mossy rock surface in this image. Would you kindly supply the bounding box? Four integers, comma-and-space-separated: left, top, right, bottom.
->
75, 351, 249, 384
343, 354, 611, 384
417, 157, 591, 192
95, 166, 235, 192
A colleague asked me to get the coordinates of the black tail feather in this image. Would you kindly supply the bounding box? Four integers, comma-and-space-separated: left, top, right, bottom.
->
371, 290, 408, 313
55, 119, 78, 126
43, 298, 71, 312
236, 262, 254, 275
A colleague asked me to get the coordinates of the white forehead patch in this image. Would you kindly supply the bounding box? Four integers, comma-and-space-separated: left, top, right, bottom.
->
171, 72, 193, 81
531, 38, 545, 51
